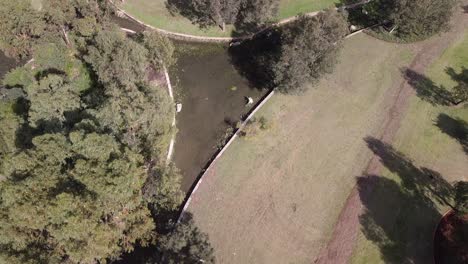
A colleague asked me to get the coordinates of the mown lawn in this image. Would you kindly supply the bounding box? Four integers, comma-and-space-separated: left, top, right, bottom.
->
278, 0, 339, 19
186, 33, 414, 263
122, 0, 338, 37
351, 32, 468, 264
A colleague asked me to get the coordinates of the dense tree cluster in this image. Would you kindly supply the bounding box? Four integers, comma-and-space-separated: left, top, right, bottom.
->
272, 10, 349, 92
151, 214, 215, 264
0, 0, 113, 59
363, 0, 457, 40
230, 9, 349, 93
0, 1, 193, 263
168, 0, 279, 32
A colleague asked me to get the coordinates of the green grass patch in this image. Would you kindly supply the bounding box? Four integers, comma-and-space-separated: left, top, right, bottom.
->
122, 0, 339, 37
277, 0, 339, 19
186, 34, 414, 263
351, 32, 468, 264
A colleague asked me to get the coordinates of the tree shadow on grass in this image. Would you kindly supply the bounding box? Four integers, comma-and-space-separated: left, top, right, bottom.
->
403, 67, 468, 107
357, 137, 461, 263
357, 175, 441, 263
165, 0, 213, 29
446, 67, 468, 87
446, 67, 468, 105
403, 68, 455, 106
365, 137, 455, 209
435, 113, 468, 155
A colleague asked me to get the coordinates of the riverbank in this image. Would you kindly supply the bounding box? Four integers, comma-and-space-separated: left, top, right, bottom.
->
120, 0, 339, 38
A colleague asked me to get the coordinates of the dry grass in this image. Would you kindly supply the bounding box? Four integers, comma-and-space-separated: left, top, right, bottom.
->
351, 32, 468, 264
186, 33, 415, 264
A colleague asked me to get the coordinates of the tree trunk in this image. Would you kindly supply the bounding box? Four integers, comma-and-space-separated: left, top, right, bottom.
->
222, 21, 226, 32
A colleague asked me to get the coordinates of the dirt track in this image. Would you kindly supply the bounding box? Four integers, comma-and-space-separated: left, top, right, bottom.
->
314, 4, 468, 263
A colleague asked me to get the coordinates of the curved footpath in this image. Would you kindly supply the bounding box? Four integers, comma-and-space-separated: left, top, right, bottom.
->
315, 5, 468, 264
112, 0, 371, 43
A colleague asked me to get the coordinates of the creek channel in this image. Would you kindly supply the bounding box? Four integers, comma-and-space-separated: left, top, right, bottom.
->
113, 16, 267, 193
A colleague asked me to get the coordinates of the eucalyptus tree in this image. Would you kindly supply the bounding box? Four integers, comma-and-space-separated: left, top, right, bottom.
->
364, 0, 457, 40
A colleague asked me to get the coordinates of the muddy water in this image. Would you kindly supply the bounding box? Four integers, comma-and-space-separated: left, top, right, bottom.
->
172, 42, 265, 192
111, 14, 267, 193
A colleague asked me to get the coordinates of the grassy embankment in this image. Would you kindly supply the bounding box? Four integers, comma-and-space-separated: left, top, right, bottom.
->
122, 0, 339, 37
186, 33, 415, 264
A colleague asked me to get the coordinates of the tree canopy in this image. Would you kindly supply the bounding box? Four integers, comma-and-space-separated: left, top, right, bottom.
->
273, 10, 349, 93
0, 0, 112, 59
156, 214, 215, 264
0, 1, 184, 263
364, 0, 457, 40
230, 9, 349, 93
168, 0, 279, 32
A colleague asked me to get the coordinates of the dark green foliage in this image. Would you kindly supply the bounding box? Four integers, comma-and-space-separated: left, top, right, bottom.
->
229, 9, 348, 93
25, 74, 82, 128
157, 214, 215, 264
0, 0, 112, 60
363, 0, 457, 40
235, 0, 279, 34
85, 30, 148, 87
167, 0, 279, 31
0, 102, 22, 156
141, 30, 175, 69
85, 30, 174, 159
273, 10, 349, 93
0, 132, 155, 264
0, 2, 183, 263
143, 164, 184, 212
2, 67, 34, 89
0, 0, 48, 59
33, 43, 71, 73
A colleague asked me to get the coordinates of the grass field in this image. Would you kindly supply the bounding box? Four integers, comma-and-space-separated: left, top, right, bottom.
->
351, 32, 468, 264
185, 33, 415, 263
278, 0, 339, 19
121, 0, 338, 37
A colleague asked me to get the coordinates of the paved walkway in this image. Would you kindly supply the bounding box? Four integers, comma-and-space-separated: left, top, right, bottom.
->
113, 0, 370, 42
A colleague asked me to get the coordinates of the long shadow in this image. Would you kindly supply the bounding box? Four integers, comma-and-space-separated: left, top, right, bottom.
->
365, 137, 455, 207
436, 113, 468, 155
358, 137, 461, 262
165, 0, 213, 29
446, 67, 468, 105
357, 175, 441, 263
403, 68, 455, 106
446, 67, 468, 86
228, 28, 283, 90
